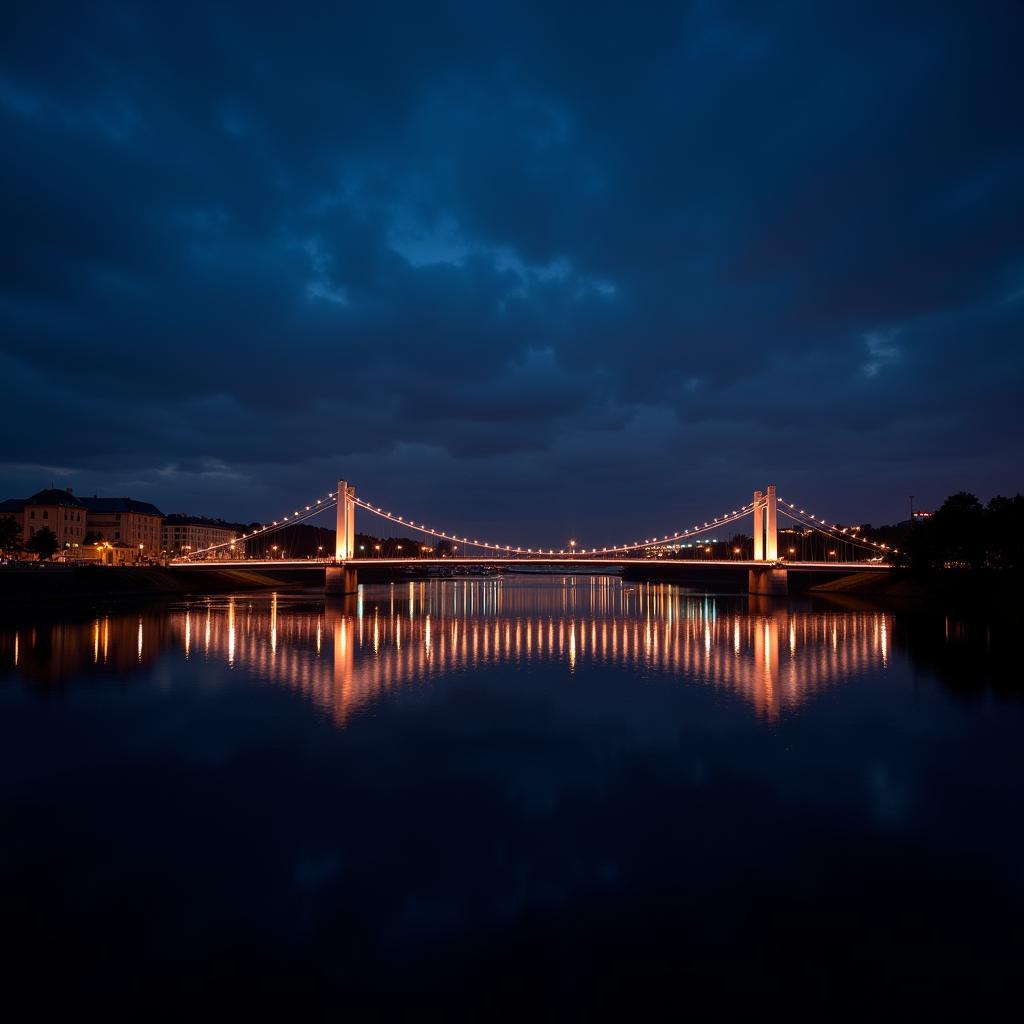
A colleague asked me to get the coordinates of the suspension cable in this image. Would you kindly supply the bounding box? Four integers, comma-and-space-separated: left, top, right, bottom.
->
777, 497, 897, 556
351, 495, 754, 556
177, 488, 755, 560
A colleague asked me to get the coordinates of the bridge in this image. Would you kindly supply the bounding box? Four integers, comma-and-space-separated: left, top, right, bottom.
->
172, 480, 895, 596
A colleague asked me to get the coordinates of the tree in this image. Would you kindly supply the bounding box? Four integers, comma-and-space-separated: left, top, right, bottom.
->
729, 533, 752, 559
0, 516, 20, 555
25, 527, 59, 561
985, 494, 1024, 570
930, 492, 985, 568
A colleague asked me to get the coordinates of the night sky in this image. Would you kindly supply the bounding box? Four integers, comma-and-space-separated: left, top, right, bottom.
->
2, 3, 1022, 545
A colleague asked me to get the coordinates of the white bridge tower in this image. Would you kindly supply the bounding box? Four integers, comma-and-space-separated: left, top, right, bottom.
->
335, 480, 356, 561
752, 484, 779, 562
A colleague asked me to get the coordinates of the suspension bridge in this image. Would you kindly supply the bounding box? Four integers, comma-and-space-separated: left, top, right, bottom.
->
171, 480, 894, 595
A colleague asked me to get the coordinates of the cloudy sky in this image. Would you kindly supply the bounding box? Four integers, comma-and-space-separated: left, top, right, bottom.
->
2, 2, 1021, 544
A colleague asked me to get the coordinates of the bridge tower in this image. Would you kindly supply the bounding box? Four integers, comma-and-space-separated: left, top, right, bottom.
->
749, 484, 785, 595
335, 480, 356, 561
752, 485, 779, 562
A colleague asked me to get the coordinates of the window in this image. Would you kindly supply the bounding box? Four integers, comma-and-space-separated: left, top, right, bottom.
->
43, 510, 48, 519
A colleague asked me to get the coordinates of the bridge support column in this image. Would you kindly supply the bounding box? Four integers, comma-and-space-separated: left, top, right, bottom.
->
765, 484, 778, 561
326, 565, 358, 595
753, 490, 764, 561
335, 480, 356, 561
748, 567, 788, 596
753, 485, 779, 562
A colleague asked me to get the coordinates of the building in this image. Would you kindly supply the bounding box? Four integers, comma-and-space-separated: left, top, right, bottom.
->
76, 541, 147, 566
161, 514, 240, 558
22, 488, 89, 552
82, 496, 163, 556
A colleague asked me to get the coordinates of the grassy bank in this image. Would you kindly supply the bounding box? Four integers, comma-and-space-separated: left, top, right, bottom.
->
810, 568, 1022, 613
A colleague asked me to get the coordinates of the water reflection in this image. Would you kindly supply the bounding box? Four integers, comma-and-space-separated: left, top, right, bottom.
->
0, 577, 903, 724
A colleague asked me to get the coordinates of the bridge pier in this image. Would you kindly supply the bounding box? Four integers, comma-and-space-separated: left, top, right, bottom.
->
748, 567, 788, 596
325, 565, 358, 596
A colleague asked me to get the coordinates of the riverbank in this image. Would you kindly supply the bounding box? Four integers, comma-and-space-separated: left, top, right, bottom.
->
0, 564, 305, 604
810, 568, 1023, 614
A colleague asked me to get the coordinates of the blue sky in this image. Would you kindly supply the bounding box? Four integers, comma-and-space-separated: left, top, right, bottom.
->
1, 2, 1021, 544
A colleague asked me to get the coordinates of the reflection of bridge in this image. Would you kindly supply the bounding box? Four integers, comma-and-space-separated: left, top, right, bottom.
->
174, 481, 895, 595
2, 579, 893, 724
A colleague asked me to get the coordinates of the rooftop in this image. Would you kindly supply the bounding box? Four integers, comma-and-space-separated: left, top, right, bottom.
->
163, 514, 237, 528
26, 488, 86, 508
82, 496, 163, 517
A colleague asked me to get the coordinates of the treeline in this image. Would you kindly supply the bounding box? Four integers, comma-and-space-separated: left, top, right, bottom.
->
241, 523, 455, 559
894, 492, 1024, 571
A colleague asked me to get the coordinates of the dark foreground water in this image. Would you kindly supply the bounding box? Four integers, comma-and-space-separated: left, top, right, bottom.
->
1, 577, 1020, 1020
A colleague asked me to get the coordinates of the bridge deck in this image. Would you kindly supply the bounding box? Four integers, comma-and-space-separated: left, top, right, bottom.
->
173, 558, 889, 572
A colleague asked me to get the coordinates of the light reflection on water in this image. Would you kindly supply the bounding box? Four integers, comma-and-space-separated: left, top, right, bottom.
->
0, 575, 1020, 1018
0, 576, 893, 723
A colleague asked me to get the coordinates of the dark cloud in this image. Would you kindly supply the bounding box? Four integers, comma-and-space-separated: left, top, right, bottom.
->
1, 1, 1022, 540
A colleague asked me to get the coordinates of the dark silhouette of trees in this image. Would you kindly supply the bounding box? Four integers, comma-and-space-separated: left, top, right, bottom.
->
931, 491, 986, 568
899, 492, 1024, 570
985, 494, 1024, 569
730, 533, 753, 559
0, 517, 20, 555
25, 527, 59, 560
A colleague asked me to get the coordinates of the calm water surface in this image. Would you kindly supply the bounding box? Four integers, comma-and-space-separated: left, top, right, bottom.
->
1, 577, 1020, 1020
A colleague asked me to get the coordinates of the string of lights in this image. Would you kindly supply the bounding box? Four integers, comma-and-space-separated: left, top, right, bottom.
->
180, 487, 897, 564
179, 489, 340, 559
776, 497, 897, 555
179, 489, 756, 560
351, 495, 755, 556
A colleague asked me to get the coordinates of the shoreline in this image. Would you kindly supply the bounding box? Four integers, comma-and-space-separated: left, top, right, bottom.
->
1, 563, 1018, 617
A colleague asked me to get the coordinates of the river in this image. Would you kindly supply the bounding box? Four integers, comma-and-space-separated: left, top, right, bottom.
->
1, 576, 1019, 1019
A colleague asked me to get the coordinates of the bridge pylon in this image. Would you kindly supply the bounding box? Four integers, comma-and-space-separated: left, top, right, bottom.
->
753, 484, 778, 562
335, 480, 356, 561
